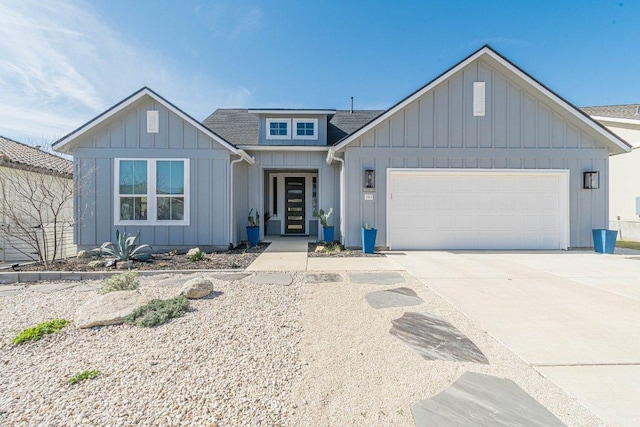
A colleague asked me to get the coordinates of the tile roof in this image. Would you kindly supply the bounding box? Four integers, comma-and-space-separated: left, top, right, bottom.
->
581, 105, 640, 120
203, 109, 384, 146
0, 136, 73, 177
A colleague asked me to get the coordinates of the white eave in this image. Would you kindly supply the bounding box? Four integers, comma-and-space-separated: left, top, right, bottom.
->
590, 115, 640, 126
238, 145, 329, 152
329, 46, 631, 160
53, 87, 255, 165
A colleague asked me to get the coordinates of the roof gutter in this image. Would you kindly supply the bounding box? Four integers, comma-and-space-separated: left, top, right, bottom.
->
326, 148, 345, 245
236, 149, 255, 165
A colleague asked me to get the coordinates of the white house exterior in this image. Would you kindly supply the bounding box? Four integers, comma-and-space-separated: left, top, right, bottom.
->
54, 46, 630, 251
582, 106, 640, 240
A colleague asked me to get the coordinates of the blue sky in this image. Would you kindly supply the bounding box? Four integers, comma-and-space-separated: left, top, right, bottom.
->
1, 0, 638, 145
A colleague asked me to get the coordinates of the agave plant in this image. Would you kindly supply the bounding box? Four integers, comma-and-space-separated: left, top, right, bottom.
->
313, 207, 333, 227
93, 230, 152, 261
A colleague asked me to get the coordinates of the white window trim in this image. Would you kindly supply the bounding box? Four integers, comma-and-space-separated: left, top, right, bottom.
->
114, 158, 190, 226
293, 118, 318, 140
266, 118, 291, 140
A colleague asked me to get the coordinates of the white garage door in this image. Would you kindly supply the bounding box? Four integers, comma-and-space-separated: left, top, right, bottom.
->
387, 169, 569, 250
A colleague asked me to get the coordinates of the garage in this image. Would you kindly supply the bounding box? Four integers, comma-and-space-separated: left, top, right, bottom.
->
387, 169, 570, 250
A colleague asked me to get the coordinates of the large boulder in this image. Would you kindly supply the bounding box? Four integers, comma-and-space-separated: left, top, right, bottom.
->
75, 290, 149, 328
179, 277, 214, 299
186, 247, 201, 258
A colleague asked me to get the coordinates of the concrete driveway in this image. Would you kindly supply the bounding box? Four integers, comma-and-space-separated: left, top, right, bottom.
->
391, 251, 640, 427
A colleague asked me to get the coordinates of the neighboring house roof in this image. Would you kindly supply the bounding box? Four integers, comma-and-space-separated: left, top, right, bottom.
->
203, 109, 384, 146
329, 45, 632, 158
581, 104, 640, 121
53, 87, 255, 164
0, 136, 72, 178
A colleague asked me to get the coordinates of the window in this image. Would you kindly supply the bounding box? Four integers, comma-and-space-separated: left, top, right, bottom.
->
266, 118, 291, 139
115, 159, 189, 225
293, 118, 318, 140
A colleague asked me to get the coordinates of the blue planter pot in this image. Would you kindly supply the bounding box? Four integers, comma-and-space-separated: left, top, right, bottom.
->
361, 228, 377, 254
592, 229, 617, 254
246, 226, 260, 247
323, 226, 334, 243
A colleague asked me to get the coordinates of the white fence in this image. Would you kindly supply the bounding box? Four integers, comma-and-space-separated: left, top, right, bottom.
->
0, 223, 76, 262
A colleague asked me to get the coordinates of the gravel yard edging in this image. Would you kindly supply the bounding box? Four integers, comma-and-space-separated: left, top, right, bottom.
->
0, 269, 244, 285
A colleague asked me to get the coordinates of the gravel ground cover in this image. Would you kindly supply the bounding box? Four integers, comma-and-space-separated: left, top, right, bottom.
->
307, 243, 384, 257
0, 272, 302, 426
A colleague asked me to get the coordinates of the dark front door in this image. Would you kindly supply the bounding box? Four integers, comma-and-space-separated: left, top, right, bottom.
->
285, 177, 305, 234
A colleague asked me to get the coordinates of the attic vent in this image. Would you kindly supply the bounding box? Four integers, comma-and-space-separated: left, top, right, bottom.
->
147, 110, 159, 133
473, 82, 485, 117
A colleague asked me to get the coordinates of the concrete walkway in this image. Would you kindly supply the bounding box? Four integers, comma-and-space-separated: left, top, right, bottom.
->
393, 250, 640, 427
245, 237, 310, 271
246, 237, 403, 271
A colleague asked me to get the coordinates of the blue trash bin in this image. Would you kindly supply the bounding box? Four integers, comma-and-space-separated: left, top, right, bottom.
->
592, 229, 617, 254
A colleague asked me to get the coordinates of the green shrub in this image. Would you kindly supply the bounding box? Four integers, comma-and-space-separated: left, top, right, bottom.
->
13, 319, 69, 345
125, 296, 189, 327
68, 370, 100, 385
99, 271, 139, 294
189, 251, 205, 262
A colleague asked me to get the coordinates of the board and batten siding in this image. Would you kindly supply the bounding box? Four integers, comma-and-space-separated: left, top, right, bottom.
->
236, 150, 340, 240
73, 96, 232, 250
342, 57, 609, 248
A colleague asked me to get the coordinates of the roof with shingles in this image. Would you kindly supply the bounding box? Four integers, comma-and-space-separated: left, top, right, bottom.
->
0, 136, 72, 177
203, 109, 384, 146
581, 105, 640, 120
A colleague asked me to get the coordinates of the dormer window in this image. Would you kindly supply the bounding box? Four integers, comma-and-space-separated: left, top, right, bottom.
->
294, 118, 318, 140
266, 118, 291, 139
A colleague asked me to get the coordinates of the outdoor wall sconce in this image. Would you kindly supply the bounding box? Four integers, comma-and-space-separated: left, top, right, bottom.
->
364, 169, 375, 189
583, 171, 599, 189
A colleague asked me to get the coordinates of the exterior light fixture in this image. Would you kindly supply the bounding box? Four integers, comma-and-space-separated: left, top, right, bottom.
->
583, 171, 599, 189
364, 169, 375, 189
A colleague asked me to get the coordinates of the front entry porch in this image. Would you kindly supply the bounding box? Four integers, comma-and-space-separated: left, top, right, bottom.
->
263, 169, 318, 237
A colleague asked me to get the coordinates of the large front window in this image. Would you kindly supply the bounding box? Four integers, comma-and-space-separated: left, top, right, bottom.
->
115, 159, 189, 225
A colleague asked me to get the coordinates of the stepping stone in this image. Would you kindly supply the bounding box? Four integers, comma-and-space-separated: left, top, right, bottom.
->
250, 272, 293, 286
365, 287, 423, 309
27, 282, 79, 293
412, 372, 566, 427
348, 272, 405, 285
390, 312, 488, 364
0, 285, 24, 297
304, 273, 343, 283
209, 273, 250, 281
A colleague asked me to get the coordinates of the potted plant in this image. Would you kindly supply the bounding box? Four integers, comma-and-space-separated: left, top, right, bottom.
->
313, 207, 334, 243
361, 223, 377, 254
246, 208, 260, 247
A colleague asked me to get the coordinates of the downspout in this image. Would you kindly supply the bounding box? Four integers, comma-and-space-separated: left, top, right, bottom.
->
326, 149, 346, 245
229, 149, 255, 247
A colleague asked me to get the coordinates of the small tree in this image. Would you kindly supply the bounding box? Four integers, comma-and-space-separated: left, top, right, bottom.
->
0, 142, 77, 266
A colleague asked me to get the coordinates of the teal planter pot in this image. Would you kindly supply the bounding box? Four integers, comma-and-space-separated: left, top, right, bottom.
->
592, 229, 617, 254
323, 226, 334, 243
246, 226, 260, 247
361, 228, 377, 254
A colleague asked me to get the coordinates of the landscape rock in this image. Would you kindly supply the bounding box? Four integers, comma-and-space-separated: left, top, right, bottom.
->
77, 250, 92, 259
75, 290, 149, 328
116, 260, 133, 270
186, 247, 201, 258
314, 245, 325, 253
105, 259, 117, 268
179, 277, 214, 299
88, 260, 105, 268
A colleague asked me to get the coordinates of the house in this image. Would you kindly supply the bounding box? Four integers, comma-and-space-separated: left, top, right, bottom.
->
581, 105, 640, 240
0, 136, 75, 262
53, 46, 630, 251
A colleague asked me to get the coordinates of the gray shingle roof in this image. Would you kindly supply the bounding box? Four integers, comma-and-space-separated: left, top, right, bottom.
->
581, 105, 640, 120
203, 109, 384, 146
0, 136, 72, 177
